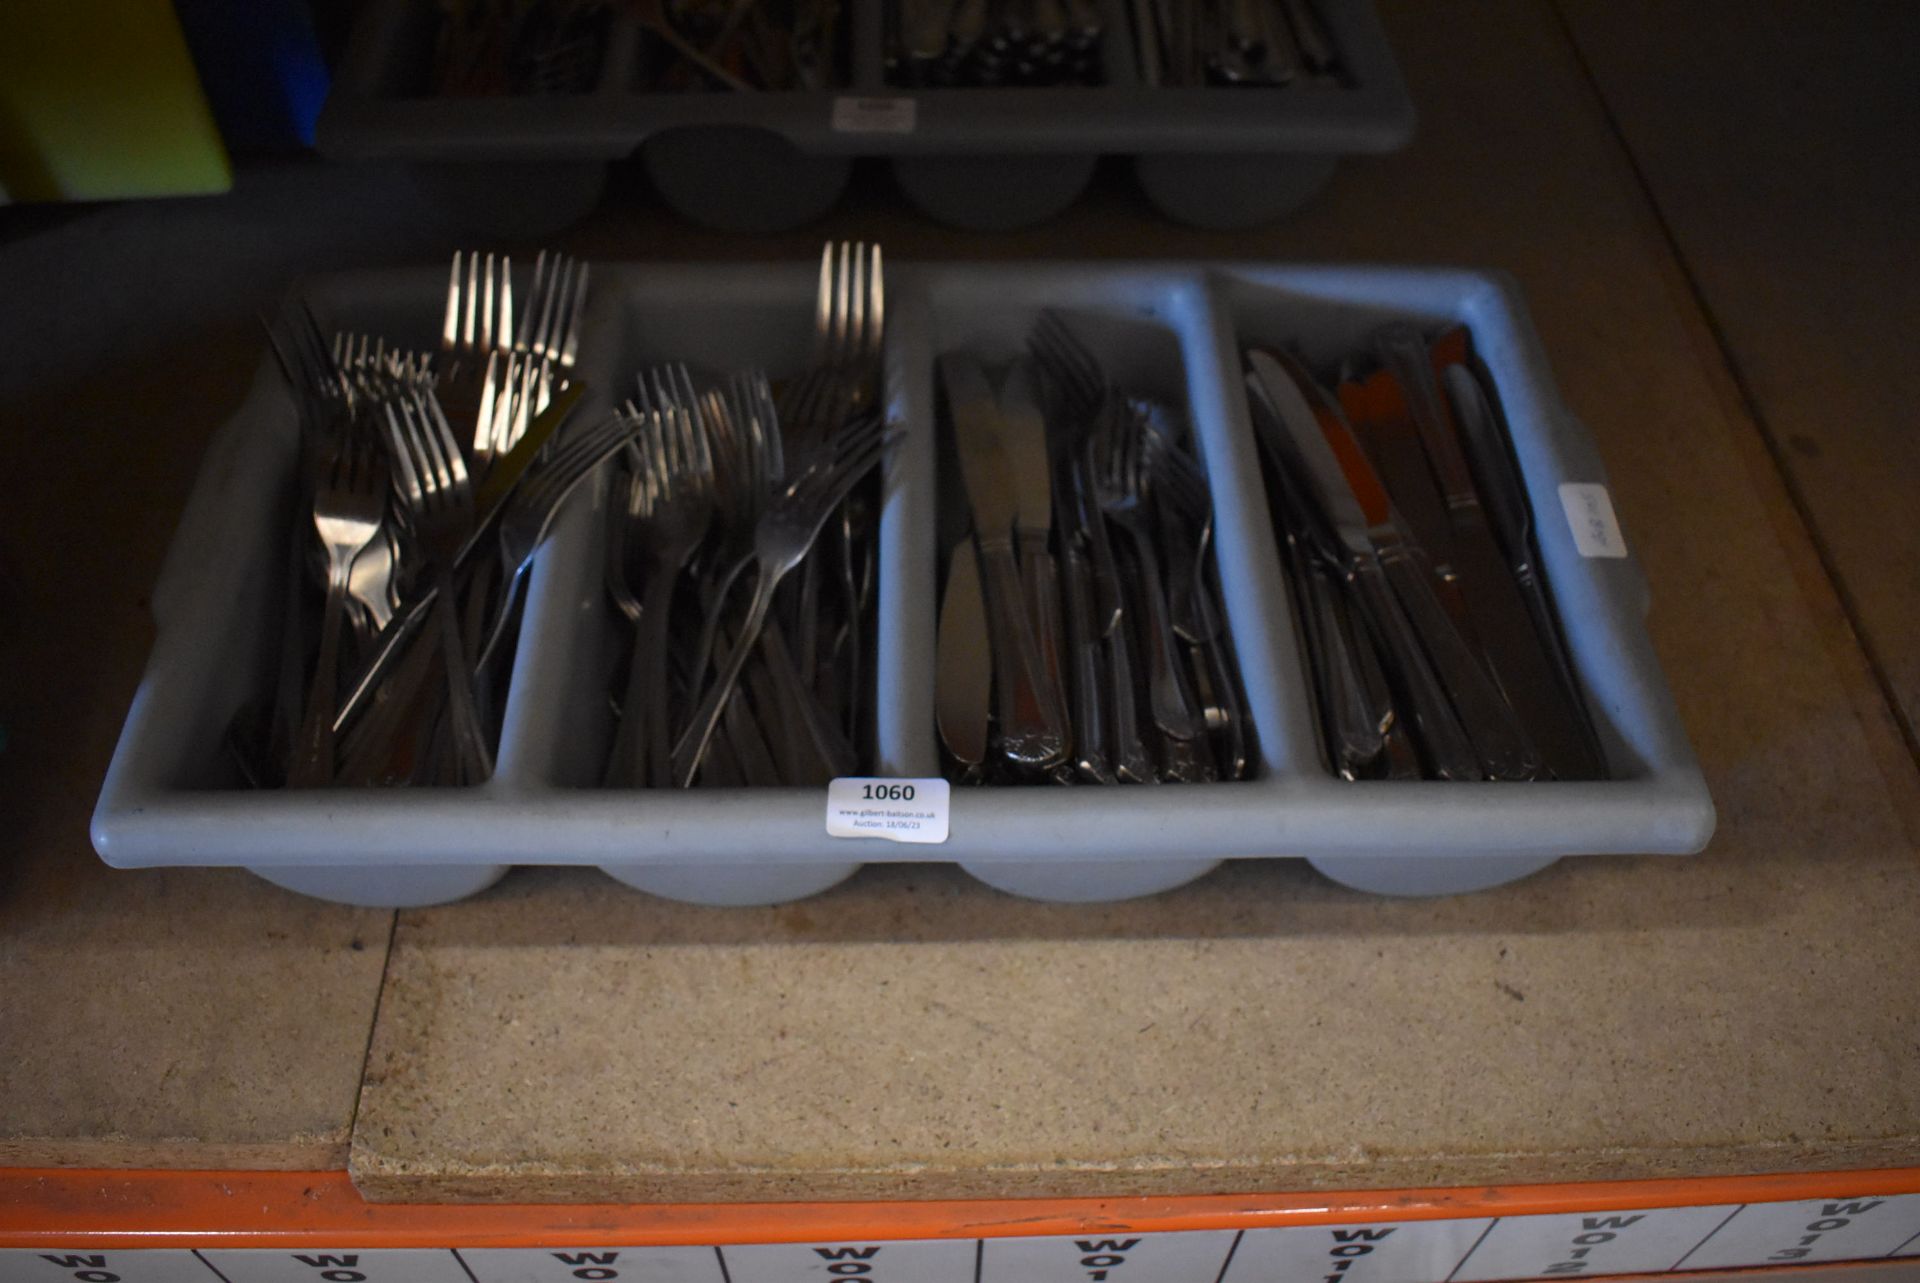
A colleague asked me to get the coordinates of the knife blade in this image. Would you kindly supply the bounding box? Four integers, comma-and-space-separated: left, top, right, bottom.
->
939, 351, 1063, 767
936, 530, 991, 775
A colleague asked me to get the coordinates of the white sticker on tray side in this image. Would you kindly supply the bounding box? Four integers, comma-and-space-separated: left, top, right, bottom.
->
1221, 1219, 1494, 1283
1450, 1205, 1738, 1281
197, 1250, 471, 1283
1677, 1194, 1920, 1270
458, 1246, 726, 1283
979, 1230, 1238, 1283
0, 1251, 220, 1283
825, 778, 950, 844
831, 97, 917, 134
720, 1238, 976, 1283
1557, 483, 1628, 559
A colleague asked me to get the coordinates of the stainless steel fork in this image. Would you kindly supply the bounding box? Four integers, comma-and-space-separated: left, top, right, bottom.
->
673, 412, 891, 787
1090, 401, 1204, 745
383, 388, 493, 784
287, 430, 387, 787
609, 366, 716, 788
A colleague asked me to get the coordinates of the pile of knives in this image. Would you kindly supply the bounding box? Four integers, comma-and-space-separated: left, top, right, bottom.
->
1244, 325, 1605, 782
935, 319, 1251, 785
886, 0, 1108, 87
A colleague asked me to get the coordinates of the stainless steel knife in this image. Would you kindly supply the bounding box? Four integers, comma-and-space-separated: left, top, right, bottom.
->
939, 350, 1062, 767
997, 358, 1071, 755
1443, 359, 1605, 779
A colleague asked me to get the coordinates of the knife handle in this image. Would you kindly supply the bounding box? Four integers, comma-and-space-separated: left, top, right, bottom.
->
935, 534, 991, 770
1021, 538, 1072, 754
1306, 564, 1385, 774
979, 535, 1064, 766
1448, 519, 1597, 781
1375, 540, 1537, 780
1348, 555, 1482, 781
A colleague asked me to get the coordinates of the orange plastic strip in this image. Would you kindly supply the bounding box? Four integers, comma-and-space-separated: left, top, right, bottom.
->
5, 1168, 1920, 1250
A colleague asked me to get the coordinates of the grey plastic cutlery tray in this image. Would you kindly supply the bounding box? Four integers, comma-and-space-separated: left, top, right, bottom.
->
317, 0, 1415, 231
91, 261, 1715, 908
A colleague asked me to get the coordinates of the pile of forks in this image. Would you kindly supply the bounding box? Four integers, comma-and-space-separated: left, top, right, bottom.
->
934, 312, 1251, 785
245, 250, 634, 788
600, 242, 891, 789
1244, 326, 1605, 781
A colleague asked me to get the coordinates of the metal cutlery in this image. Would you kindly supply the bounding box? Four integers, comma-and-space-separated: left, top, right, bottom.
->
940, 350, 1065, 767
1245, 330, 1608, 783
242, 249, 608, 790
595, 242, 893, 791
936, 311, 1251, 785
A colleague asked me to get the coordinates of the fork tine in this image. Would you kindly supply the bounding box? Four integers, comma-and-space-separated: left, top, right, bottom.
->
533, 255, 567, 360
480, 252, 496, 352
444, 251, 463, 350
847, 242, 866, 370
674, 364, 712, 484
420, 388, 470, 489
811, 242, 834, 365
382, 401, 425, 507
835, 241, 853, 364
865, 244, 885, 366
559, 262, 588, 371
463, 251, 480, 351
498, 254, 514, 357
516, 250, 546, 354
475, 350, 502, 457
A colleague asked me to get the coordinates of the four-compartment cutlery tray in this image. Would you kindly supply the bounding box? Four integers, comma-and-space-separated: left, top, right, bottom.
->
92, 260, 1714, 909
318, 0, 1414, 232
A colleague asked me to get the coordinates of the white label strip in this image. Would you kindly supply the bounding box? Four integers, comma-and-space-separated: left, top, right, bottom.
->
1222, 1219, 1496, 1283
199, 1250, 472, 1283
17, 1194, 1920, 1283
979, 1230, 1238, 1282
1452, 1206, 1739, 1281
0, 1251, 218, 1283
458, 1246, 727, 1283
1677, 1194, 1920, 1270
1557, 483, 1628, 558
831, 96, 917, 134
825, 777, 950, 844
720, 1238, 976, 1283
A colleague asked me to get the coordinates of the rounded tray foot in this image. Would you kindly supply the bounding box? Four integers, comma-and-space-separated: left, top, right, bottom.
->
1134, 153, 1338, 229
249, 863, 509, 907
407, 161, 607, 239
643, 128, 850, 232
961, 859, 1220, 903
1308, 854, 1559, 897
892, 154, 1095, 231
598, 861, 861, 906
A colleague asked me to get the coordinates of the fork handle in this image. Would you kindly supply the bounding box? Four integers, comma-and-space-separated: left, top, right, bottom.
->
288, 565, 353, 787
637, 566, 680, 789
1121, 522, 1203, 741
674, 565, 781, 788
432, 570, 494, 785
